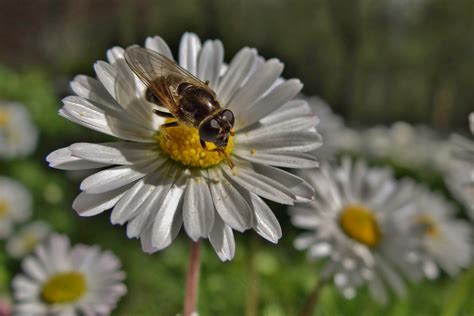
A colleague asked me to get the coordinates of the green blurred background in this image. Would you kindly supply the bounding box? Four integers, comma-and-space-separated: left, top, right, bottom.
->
0, 0, 473, 315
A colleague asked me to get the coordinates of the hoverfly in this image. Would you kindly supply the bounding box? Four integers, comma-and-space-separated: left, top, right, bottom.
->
124, 47, 235, 155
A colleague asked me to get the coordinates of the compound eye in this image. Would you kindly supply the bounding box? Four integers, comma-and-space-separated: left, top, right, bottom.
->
199, 119, 220, 142
221, 109, 234, 126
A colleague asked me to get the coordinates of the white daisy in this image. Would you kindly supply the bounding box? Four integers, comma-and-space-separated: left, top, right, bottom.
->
0, 177, 32, 239
6, 221, 50, 259
445, 113, 474, 219
46, 32, 321, 261
397, 185, 472, 280
0, 101, 38, 159
12, 234, 127, 316
361, 122, 449, 170
305, 96, 346, 160
289, 158, 418, 303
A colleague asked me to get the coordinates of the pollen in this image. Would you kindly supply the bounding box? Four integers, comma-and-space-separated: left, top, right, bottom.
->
339, 204, 381, 247
41, 271, 87, 304
416, 214, 440, 238
0, 109, 9, 126
157, 123, 234, 168
0, 200, 8, 218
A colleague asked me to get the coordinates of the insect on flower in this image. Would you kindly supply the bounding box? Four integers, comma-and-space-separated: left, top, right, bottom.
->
124, 47, 235, 167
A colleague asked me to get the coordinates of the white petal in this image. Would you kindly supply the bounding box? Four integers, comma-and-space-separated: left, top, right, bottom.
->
80, 163, 158, 194
46, 147, 109, 170
216, 47, 257, 104
70, 75, 117, 111
150, 172, 186, 250
209, 214, 235, 261
235, 149, 319, 169
179, 32, 201, 75
183, 174, 215, 241
70, 142, 158, 165
236, 129, 322, 153
221, 162, 295, 205
234, 80, 303, 131
249, 193, 282, 243
73, 185, 131, 216
229, 59, 283, 115
197, 40, 224, 89
111, 175, 157, 225
145, 36, 173, 58
252, 163, 315, 202
208, 168, 253, 232
126, 165, 176, 238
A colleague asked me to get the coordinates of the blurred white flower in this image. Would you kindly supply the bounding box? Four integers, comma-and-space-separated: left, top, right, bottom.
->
6, 221, 50, 259
0, 177, 32, 239
444, 113, 474, 219
12, 234, 126, 316
305, 96, 348, 160
289, 158, 418, 304
0, 101, 38, 159
397, 185, 472, 280
46, 32, 321, 261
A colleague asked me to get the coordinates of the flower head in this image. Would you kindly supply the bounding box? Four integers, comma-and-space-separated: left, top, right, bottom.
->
289, 158, 418, 303
0, 177, 32, 239
398, 185, 472, 279
445, 112, 474, 219
0, 102, 38, 159
12, 234, 126, 315
47, 33, 321, 261
6, 221, 50, 259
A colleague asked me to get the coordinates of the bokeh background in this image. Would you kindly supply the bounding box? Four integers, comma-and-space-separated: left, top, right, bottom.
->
0, 0, 473, 315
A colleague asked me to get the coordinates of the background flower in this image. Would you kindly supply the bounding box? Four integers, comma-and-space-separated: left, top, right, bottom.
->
0, 176, 32, 239
6, 221, 50, 259
290, 158, 419, 303
0, 102, 38, 159
12, 234, 127, 316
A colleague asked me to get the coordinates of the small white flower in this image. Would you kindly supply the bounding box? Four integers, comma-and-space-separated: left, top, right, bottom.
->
305, 96, 347, 160
6, 221, 50, 259
0, 177, 32, 239
46, 33, 321, 261
397, 185, 472, 279
0, 101, 38, 159
445, 113, 474, 219
12, 234, 127, 316
289, 158, 418, 304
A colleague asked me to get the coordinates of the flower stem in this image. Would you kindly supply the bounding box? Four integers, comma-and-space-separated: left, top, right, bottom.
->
299, 277, 326, 316
245, 234, 259, 316
183, 240, 201, 316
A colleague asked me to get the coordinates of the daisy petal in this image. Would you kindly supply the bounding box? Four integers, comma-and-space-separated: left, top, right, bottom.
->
209, 214, 236, 261
73, 185, 131, 216
183, 174, 215, 241
197, 40, 224, 89
208, 168, 253, 232
249, 193, 282, 243
234, 149, 319, 169
179, 32, 201, 76
46, 147, 109, 170
145, 36, 173, 58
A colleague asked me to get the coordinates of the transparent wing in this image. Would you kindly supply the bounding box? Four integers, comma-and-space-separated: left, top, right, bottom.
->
124, 46, 209, 90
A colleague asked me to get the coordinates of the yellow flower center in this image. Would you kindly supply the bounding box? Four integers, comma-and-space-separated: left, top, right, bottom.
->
0, 200, 9, 219
41, 272, 87, 304
157, 123, 234, 168
416, 215, 440, 238
0, 109, 9, 127
22, 232, 41, 253
339, 204, 381, 247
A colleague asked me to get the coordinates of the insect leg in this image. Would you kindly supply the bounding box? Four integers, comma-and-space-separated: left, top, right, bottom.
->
161, 121, 179, 129
200, 139, 206, 149
153, 109, 174, 118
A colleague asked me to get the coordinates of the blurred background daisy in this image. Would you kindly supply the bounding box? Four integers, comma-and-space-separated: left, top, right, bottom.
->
0, 1, 473, 315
